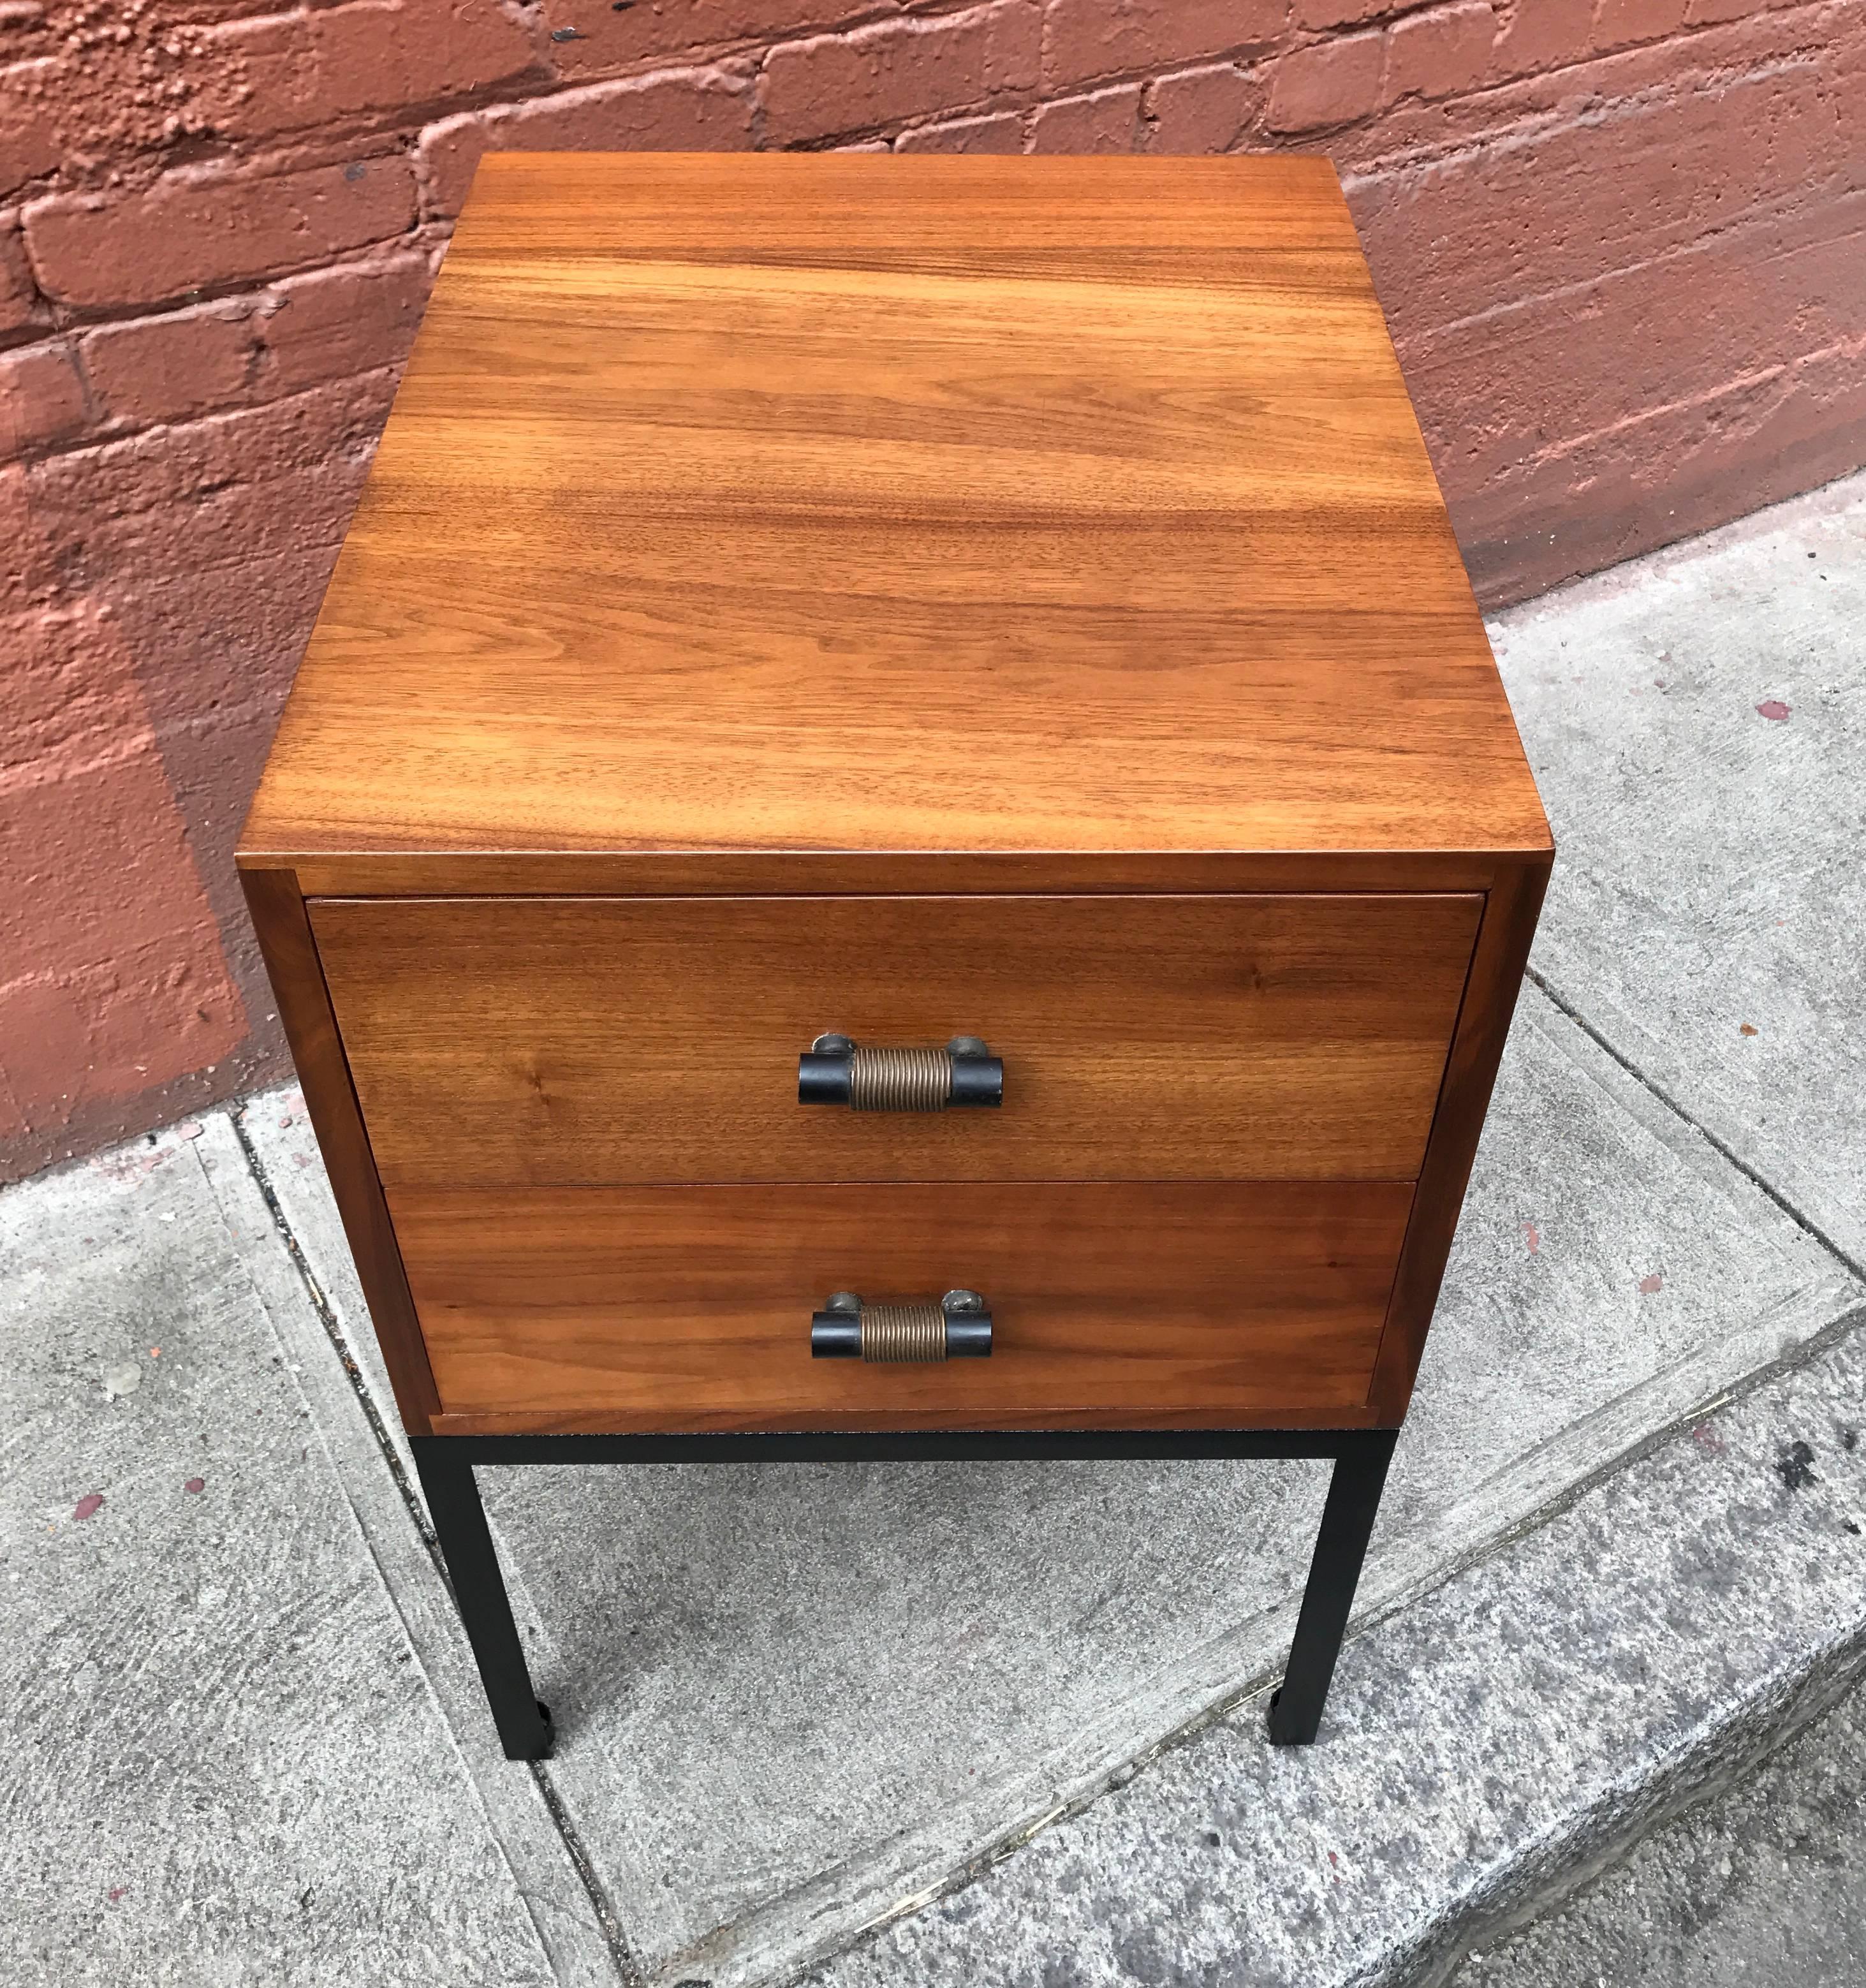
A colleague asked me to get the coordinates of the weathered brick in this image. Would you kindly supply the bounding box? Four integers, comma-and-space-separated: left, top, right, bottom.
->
78, 253, 434, 431
1404, 190, 1866, 509
1592, 0, 1691, 49
0, 55, 61, 200
257, 254, 434, 399
895, 110, 1025, 152
1042, 0, 1286, 91
1350, 33, 1866, 337
1029, 82, 1142, 151
1144, 61, 1254, 151
540, 0, 876, 78
1455, 335, 1866, 607
761, 2, 1041, 145
18, 378, 396, 722
25, 156, 417, 311
420, 68, 754, 219
1351, 0, 1823, 163
1295, 0, 1388, 26
26, 376, 392, 570
0, 209, 44, 338
1267, 29, 1385, 129
200, 0, 544, 140
0, 460, 49, 614
0, 605, 149, 776
1489, 0, 1594, 78
1384, 1, 1495, 101
0, 805, 245, 1127
0, 341, 88, 460
79, 309, 255, 430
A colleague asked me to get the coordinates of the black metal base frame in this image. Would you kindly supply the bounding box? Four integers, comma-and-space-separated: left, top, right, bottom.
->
410, 1427, 1399, 1763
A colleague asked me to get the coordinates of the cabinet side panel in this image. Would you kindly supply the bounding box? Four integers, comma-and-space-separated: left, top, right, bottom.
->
240, 866, 441, 1436
1366, 858, 1551, 1424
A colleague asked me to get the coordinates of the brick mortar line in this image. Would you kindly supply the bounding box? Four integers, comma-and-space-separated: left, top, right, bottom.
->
13, 200, 441, 338
1395, 189, 1866, 353
224, 1104, 644, 1988
1348, 24, 1844, 182
1525, 964, 1866, 1283
4, 8, 1844, 362
1494, 336, 1866, 483
1324, 3, 1853, 173
7, 0, 1833, 230
3, 355, 406, 477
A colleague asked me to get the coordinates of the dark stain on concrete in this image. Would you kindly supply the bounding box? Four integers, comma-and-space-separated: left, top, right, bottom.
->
1775, 1441, 1819, 1492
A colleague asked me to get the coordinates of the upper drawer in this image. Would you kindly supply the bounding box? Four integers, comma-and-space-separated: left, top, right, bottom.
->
311, 894, 1480, 1188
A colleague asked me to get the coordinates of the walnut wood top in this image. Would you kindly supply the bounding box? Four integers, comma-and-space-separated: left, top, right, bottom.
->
240, 152, 1548, 877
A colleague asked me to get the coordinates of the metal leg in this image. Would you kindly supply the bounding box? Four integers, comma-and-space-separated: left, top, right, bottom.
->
411, 1438, 554, 1760
1267, 1429, 1398, 1746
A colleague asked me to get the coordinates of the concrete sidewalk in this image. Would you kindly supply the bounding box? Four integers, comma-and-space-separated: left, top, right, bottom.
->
4, 469, 1862, 1986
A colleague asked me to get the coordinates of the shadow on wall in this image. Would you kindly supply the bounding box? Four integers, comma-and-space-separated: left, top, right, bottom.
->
0, 592, 246, 1167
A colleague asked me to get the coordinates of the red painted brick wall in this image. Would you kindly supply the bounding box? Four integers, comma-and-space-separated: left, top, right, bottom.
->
3, 0, 1862, 1180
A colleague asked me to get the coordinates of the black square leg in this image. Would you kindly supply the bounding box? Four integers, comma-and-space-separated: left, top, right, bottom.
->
1267, 1429, 1397, 1746
412, 1438, 554, 1760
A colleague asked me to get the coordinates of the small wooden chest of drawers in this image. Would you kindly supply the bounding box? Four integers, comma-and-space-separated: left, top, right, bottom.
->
239, 153, 1550, 1756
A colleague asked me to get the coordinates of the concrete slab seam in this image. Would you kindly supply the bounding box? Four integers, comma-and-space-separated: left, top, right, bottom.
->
183, 1119, 580, 1978
1526, 965, 1866, 1283
746, 1301, 1866, 1988
221, 1109, 646, 1987
226, 1107, 434, 1547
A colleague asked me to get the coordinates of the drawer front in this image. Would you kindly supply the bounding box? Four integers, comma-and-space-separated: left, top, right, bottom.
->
392, 1181, 1413, 1431
313, 894, 1479, 1186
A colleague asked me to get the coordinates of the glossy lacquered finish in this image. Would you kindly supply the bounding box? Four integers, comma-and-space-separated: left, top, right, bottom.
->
239, 154, 1548, 888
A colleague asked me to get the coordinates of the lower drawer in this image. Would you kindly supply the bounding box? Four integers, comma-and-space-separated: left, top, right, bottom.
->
392, 1182, 1413, 1432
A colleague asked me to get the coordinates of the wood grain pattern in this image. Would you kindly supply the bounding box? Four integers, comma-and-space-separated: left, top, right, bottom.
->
1367, 857, 1552, 1422
392, 1179, 1413, 1432
231, 155, 1554, 1447
309, 893, 1481, 1189
239, 868, 440, 1435
237, 154, 1548, 884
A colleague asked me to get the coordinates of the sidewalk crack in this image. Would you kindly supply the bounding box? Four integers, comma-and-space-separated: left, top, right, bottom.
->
1525, 968, 1866, 1285
226, 1105, 643, 1987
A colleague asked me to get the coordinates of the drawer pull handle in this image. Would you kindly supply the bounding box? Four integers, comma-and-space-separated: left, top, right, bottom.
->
798, 1034, 1003, 1110
810, 1290, 992, 1361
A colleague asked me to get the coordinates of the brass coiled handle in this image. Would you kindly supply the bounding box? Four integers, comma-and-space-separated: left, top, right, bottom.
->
810, 1290, 992, 1361
798, 1035, 1003, 1110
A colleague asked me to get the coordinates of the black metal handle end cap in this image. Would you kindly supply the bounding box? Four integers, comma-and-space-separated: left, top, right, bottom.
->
810, 1314, 863, 1358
